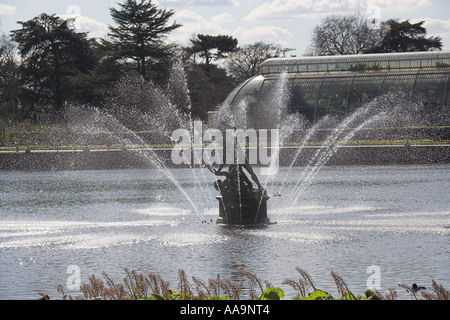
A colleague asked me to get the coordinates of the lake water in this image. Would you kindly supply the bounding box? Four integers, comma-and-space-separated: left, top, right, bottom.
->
0, 165, 449, 300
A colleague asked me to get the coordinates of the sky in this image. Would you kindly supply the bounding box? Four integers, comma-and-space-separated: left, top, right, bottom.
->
0, 0, 449, 56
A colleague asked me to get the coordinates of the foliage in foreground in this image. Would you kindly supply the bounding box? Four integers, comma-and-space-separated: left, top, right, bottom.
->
42, 267, 449, 301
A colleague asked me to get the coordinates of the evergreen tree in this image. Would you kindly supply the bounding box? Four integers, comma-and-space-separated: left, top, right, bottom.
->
108, 0, 181, 81
66, 39, 123, 107
11, 13, 96, 121
190, 34, 238, 74
365, 20, 442, 53
186, 64, 235, 121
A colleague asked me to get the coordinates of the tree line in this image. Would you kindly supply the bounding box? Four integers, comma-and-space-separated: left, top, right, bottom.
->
306, 13, 442, 56
0, 0, 443, 126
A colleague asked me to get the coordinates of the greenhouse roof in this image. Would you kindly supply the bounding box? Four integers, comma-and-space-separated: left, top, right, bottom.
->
259, 51, 450, 74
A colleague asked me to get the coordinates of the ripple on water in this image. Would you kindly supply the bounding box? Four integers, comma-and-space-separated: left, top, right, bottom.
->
249, 230, 350, 244
134, 206, 191, 216
161, 232, 227, 247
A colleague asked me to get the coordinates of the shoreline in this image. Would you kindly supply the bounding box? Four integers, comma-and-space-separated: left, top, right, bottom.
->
1, 144, 449, 171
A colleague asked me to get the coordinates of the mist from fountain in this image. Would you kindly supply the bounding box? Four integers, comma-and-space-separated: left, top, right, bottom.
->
60, 61, 439, 225
63, 61, 214, 222
274, 91, 436, 219
209, 72, 439, 223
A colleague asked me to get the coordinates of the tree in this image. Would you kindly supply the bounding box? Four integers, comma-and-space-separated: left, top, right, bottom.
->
186, 63, 235, 121
190, 34, 238, 74
11, 13, 96, 121
108, 0, 181, 81
226, 41, 293, 82
0, 33, 21, 120
66, 39, 123, 106
306, 13, 386, 56
364, 19, 442, 53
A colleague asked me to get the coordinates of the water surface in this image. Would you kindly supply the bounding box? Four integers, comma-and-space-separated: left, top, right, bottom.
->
0, 165, 449, 299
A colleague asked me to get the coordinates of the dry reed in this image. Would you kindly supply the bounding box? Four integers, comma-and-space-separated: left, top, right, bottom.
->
46, 267, 449, 300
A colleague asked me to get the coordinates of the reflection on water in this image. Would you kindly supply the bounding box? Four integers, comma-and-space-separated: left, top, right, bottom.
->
0, 165, 449, 299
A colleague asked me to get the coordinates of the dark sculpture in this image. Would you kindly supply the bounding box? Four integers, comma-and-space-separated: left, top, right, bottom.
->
209, 153, 271, 226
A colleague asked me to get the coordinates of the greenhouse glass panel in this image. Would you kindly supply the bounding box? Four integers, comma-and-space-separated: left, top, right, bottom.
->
377, 61, 389, 69
409, 59, 421, 68
316, 76, 353, 118
298, 64, 307, 72
318, 64, 327, 72
269, 65, 279, 73
421, 59, 432, 68
254, 79, 289, 128
446, 75, 450, 108
381, 74, 416, 94
389, 60, 400, 69
225, 52, 450, 128
224, 78, 253, 106
347, 75, 384, 113
229, 76, 265, 128
413, 72, 448, 106
307, 64, 318, 72
327, 64, 337, 71
288, 64, 298, 73
289, 78, 322, 122
335, 63, 348, 71
399, 60, 410, 69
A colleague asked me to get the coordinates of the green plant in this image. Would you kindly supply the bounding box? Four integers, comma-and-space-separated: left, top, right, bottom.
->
260, 287, 285, 300
435, 62, 450, 68
298, 290, 334, 300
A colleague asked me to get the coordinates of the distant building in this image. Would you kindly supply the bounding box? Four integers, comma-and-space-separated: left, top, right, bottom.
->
215, 52, 450, 128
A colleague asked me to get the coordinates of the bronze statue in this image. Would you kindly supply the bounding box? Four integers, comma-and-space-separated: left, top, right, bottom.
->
208, 137, 270, 225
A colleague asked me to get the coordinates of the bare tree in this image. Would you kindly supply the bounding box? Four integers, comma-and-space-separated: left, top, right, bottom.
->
0, 33, 21, 120
306, 13, 387, 56
226, 41, 293, 82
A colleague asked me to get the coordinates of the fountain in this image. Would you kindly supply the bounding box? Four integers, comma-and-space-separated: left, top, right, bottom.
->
211, 162, 271, 226
37, 62, 447, 227
208, 135, 271, 226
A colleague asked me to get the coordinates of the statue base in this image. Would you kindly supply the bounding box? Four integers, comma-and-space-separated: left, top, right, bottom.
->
216, 189, 271, 226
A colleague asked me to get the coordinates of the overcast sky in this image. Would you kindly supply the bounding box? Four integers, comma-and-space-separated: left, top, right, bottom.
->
1, 0, 449, 55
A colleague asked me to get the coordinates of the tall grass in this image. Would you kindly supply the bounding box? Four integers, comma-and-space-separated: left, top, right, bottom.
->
41, 267, 449, 300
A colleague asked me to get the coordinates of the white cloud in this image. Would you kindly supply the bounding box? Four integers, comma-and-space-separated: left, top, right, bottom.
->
0, 4, 16, 15
244, 0, 433, 21
367, 0, 432, 14
228, 0, 242, 7
244, 0, 351, 21
58, 14, 109, 39
411, 17, 450, 39
170, 8, 293, 48
211, 13, 234, 25
170, 10, 232, 44
161, 0, 241, 7
234, 25, 293, 44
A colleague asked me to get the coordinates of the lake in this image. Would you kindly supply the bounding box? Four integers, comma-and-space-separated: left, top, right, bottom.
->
0, 165, 449, 300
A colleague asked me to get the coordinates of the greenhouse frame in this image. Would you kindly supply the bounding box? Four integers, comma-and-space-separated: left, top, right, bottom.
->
219, 51, 450, 128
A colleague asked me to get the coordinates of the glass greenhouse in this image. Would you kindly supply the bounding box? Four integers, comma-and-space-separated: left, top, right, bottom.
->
218, 51, 450, 128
